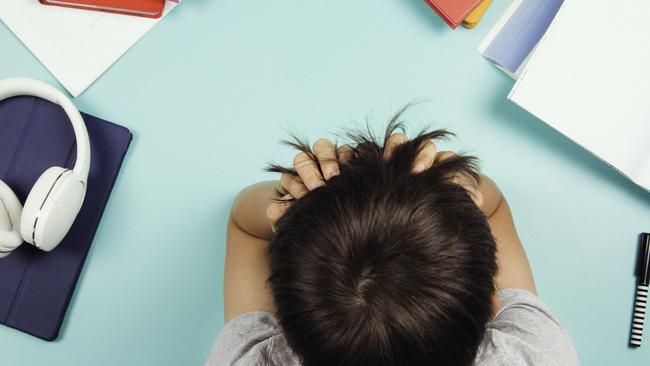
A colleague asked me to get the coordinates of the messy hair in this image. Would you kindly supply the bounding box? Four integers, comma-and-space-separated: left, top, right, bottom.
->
267, 109, 498, 366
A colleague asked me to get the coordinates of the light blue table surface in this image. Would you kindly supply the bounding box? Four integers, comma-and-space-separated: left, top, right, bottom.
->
1, 1, 648, 365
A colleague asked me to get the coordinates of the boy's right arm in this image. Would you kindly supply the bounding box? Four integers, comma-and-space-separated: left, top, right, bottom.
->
477, 175, 536, 294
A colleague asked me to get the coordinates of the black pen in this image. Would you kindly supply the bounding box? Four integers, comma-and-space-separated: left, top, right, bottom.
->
630, 233, 650, 347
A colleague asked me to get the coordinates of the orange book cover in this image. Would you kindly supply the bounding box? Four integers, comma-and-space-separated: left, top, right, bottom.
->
39, 0, 165, 19
424, 0, 484, 29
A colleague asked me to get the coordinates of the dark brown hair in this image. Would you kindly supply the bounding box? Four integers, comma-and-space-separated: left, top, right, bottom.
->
267, 111, 497, 366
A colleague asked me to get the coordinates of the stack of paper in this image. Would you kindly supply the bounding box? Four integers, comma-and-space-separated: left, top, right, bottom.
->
508, 0, 650, 190
0, 0, 178, 97
483, 0, 650, 191
479, 0, 564, 79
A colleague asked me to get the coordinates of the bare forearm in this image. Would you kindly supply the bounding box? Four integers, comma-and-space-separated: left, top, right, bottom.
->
488, 198, 536, 293
478, 175, 536, 293
224, 182, 279, 322
224, 217, 275, 322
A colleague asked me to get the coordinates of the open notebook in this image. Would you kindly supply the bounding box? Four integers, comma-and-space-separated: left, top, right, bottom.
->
508, 0, 650, 191
0, 96, 131, 340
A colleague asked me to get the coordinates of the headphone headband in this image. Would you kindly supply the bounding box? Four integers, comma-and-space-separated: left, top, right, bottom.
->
0, 78, 90, 180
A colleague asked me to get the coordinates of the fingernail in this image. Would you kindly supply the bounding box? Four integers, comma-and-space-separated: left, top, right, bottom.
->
307, 180, 324, 190
327, 167, 340, 178
413, 163, 425, 173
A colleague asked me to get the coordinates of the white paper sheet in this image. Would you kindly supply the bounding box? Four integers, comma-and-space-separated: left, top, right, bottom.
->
0, 0, 177, 97
509, 0, 650, 191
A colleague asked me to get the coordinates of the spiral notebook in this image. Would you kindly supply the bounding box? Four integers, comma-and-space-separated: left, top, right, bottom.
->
0, 96, 132, 341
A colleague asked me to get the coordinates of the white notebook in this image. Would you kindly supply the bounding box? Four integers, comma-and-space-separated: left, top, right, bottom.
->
509, 0, 650, 191
0, 1, 177, 97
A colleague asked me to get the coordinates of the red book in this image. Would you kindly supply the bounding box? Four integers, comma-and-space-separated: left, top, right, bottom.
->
424, 0, 484, 29
39, 0, 165, 19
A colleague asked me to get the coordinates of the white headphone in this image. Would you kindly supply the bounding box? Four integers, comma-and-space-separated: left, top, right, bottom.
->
0, 78, 90, 258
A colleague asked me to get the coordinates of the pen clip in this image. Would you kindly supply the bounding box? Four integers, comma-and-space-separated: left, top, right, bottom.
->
637, 233, 650, 285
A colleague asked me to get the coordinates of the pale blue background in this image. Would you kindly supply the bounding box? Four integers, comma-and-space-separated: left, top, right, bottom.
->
0, 1, 648, 365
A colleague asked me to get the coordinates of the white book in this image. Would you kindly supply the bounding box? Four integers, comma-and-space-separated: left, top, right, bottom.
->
508, 0, 650, 191
0, 0, 177, 97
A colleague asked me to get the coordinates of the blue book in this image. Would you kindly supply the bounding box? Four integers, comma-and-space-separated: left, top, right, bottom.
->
479, 0, 565, 79
0, 96, 132, 341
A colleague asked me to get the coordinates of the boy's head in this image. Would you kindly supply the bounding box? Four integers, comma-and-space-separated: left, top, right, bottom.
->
268, 120, 498, 366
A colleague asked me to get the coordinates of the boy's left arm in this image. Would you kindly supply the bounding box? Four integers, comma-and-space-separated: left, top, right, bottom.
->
224, 181, 279, 323
223, 138, 347, 322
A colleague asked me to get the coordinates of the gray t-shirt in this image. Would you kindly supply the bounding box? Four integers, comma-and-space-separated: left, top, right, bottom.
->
206, 289, 579, 366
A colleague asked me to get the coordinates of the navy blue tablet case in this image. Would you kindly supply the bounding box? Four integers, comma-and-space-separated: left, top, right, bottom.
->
0, 96, 132, 341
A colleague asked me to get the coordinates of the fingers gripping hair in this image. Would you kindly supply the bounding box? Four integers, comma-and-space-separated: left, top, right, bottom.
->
266, 107, 480, 202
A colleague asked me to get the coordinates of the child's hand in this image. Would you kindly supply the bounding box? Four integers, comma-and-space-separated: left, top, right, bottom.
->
266, 134, 440, 228
265, 138, 350, 228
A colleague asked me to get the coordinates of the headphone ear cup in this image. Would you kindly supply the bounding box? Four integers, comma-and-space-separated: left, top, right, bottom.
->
21, 167, 68, 247
21, 167, 85, 251
0, 180, 24, 257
